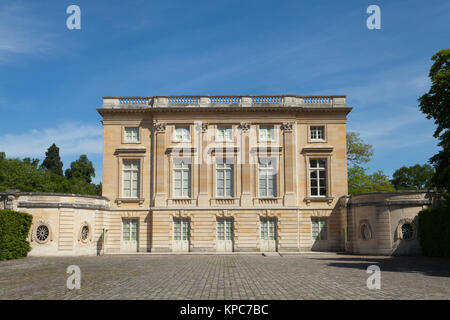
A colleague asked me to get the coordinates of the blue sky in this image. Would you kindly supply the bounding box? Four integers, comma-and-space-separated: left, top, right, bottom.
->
0, 0, 448, 183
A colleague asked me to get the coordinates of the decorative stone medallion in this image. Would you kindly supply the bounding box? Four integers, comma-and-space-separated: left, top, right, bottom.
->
238, 123, 251, 132
281, 122, 293, 132
154, 122, 166, 133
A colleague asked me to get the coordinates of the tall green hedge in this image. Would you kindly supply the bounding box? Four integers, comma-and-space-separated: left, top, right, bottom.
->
418, 207, 450, 258
0, 209, 33, 261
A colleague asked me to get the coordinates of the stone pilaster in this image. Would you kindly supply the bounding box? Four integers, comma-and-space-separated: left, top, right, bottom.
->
197, 123, 209, 206
154, 122, 167, 206
282, 122, 296, 206
239, 123, 252, 206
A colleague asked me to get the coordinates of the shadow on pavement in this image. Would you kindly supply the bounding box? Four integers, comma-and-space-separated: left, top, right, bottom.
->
308, 255, 450, 278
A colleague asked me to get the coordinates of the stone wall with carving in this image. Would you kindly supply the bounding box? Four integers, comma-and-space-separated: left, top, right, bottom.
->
0, 191, 110, 256
345, 191, 433, 255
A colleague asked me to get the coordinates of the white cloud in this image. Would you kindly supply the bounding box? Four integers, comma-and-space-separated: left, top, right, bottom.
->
0, 2, 55, 63
0, 122, 103, 158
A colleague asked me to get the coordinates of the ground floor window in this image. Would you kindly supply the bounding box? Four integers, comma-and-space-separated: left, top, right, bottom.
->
174, 219, 190, 241
217, 218, 233, 241
260, 218, 276, 240
123, 219, 138, 241
312, 218, 327, 240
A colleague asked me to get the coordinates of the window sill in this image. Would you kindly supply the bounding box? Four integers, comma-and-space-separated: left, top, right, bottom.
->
211, 198, 240, 206
304, 197, 334, 205
167, 198, 196, 206
115, 198, 145, 206
212, 197, 238, 199
259, 139, 276, 143
253, 197, 283, 205
172, 139, 191, 143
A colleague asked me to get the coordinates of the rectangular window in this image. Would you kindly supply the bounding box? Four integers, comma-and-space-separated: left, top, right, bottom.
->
124, 127, 139, 143
259, 158, 276, 197
217, 218, 233, 240
173, 159, 191, 197
309, 159, 327, 197
311, 218, 327, 240
310, 126, 325, 141
122, 160, 140, 198
261, 218, 276, 240
216, 126, 232, 142
174, 126, 190, 142
259, 125, 274, 141
216, 160, 233, 197
174, 219, 189, 241
122, 219, 138, 241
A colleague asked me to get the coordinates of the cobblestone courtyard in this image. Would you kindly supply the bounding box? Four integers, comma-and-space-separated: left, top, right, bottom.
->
0, 253, 449, 300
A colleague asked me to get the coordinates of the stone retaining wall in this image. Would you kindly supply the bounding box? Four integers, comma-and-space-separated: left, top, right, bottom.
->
1, 191, 109, 256
345, 191, 433, 255
0, 190, 435, 256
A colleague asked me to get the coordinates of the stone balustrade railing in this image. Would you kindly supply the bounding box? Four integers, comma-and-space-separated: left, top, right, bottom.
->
102, 95, 346, 108
118, 97, 152, 105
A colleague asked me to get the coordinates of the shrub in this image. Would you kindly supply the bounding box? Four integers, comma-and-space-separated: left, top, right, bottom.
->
0, 210, 33, 261
418, 207, 450, 258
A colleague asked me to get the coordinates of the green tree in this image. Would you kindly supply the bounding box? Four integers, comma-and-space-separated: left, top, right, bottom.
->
419, 49, 450, 201
65, 154, 95, 184
94, 182, 102, 196
348, 165, 395, 194
391, 164, 434, 190
41, 144, 63, 176
22, 157, 40, 168
346, 132, 374, 166
0, 153, 99, 196
346, 132, 393, 194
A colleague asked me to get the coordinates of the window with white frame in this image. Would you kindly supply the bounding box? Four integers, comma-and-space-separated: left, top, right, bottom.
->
123, 219, 138, 241
216, 126, 232, 142
217, 218, 233, 241
173, 159, 191, 197
174, 126, 190, 142
122, 160, 140, 198
216, 160, 233, 197
174, 219, 189, 241
259, 125, 275, 141
310, 126, 325, 141
261, 218, 276, 240
311, 218, 327, 240
309, 159, 327, 197
259, 158, 276, 197
124, 127, 139, 143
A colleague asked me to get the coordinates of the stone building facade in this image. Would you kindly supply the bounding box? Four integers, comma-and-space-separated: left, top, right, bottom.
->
99, 95, 350, 253
0, 95, 433, 256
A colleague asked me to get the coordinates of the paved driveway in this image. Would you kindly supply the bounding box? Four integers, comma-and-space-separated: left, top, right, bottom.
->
0, 253, 449, 299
